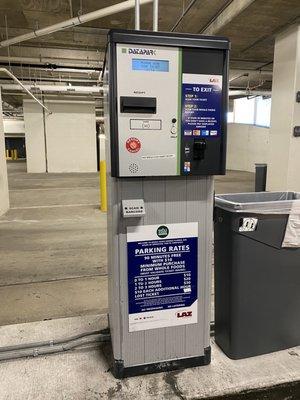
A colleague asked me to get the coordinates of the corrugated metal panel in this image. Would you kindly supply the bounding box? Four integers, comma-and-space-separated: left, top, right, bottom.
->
107, 176, 213, 367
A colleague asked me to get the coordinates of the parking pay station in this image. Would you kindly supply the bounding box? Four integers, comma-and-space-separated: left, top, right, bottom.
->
104, 29, 229, 378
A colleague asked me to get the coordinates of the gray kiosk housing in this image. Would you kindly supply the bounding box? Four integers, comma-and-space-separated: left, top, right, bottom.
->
104, 29, 229, 378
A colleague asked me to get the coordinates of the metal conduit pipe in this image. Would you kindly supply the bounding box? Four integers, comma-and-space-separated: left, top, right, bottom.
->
0, 83, 103, 94
135, 0, 158, 31
0, 68, 52, 114
171, 0, 197, 32
153, 0, 159, 31
135, 0, 141, 30
0, 333, 110, 362
0, 0, 153, 48
0, 330, 104, 353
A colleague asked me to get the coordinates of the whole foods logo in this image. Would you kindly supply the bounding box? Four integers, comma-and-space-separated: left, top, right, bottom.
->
128, 48, 156, 56
156, 225, 169, 238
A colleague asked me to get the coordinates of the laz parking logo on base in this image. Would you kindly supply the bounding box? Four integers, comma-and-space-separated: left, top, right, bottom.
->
176, 311, 193, 318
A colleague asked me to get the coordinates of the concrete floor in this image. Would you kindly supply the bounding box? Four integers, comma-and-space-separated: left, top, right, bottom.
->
0, 161, 108, 325
0, 314, 299, 400
0, 162, 254, 326
214, 170, 255, 194
2, 163, 300, 399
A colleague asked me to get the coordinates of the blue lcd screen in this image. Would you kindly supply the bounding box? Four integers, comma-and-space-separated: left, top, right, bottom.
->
132, 59, 169, 72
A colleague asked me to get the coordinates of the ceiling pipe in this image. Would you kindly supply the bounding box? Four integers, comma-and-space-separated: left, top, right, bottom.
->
0, 0, 153, 48
0, 68, 52, 114
135, 0, 140, 30
229, 90, 271, 97
153, 0, 159, 31
0, 55, 102, 69
135, 0, 158, 32
0, 83, 103, 95
200, 0, 256, 35
171, 0, 197, 32
0, 77, 99, 84
229, 73, 249, 83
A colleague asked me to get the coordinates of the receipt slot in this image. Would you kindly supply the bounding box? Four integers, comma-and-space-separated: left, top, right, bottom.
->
104, 29, 229, 378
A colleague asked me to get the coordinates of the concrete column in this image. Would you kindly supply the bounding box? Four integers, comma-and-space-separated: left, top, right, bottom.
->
23, 99, 97, 173
267, 25, 300, 191
23, 100, 46, 173
0, 89, 9, 215
44, 101, 97, 173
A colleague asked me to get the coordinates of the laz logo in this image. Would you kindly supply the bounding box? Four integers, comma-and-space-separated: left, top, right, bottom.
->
209, 77, 220, 83
176, 311, 192, 318
129, 48, 156, 56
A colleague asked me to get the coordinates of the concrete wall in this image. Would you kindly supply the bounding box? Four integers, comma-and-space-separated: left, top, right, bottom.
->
226, 123, 270, 172
45, 101, 97, 173
0, 90, 9, 215
23, 101, 46, 173
24, 100, 97, 173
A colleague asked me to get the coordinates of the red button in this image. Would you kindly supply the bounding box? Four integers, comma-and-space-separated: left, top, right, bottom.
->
126, 138, 141, 153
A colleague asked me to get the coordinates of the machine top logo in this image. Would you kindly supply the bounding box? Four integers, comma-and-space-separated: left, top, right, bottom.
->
157, 225, 169, 238
128, 48, 156, 56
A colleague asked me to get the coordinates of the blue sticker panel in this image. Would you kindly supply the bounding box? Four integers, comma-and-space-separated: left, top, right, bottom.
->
182, 82, 222, 137
128, 237, 198, 315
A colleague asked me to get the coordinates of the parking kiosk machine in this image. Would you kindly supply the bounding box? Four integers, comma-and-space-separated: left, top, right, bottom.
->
104, 29, 229, 378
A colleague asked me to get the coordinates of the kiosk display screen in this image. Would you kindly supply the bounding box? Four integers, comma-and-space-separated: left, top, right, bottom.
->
132, 59, 169, 72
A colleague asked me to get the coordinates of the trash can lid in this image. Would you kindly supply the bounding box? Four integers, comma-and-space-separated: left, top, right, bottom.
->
215, 191, 300, 214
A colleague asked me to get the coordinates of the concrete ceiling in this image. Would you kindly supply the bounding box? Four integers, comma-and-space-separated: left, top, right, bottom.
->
0, 0, 300, 109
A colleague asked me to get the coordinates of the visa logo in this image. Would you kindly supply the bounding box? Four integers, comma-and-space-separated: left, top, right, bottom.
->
129, 48, 156, 56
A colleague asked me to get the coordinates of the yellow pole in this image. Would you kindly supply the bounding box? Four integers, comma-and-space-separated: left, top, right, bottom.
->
100, 160, 107, 212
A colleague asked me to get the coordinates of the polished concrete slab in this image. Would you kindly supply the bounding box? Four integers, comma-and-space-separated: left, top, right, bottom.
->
215, 170, 255, 194
0, 210, 106, 285
0, 162, 254, 326
0, 277, 108, 326
0, 314, 298, 400
0, 161, 106, 325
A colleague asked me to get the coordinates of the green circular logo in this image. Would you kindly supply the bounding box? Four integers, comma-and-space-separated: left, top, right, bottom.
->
157, 225, 169, 238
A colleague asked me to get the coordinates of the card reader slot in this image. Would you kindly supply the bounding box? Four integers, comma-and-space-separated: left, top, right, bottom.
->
120, 96, 157, 114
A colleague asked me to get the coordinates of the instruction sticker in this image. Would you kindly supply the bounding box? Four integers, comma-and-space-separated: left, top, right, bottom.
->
182, 74, 223, 137
127, 223, 198, 332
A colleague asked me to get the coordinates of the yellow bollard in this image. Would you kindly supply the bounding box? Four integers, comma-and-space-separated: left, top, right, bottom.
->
13, 149, 18, 160
6, 150, 12, 160
100, 160, 107, 212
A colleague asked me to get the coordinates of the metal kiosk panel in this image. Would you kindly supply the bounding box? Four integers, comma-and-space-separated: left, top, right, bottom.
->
104, 29, 230, 378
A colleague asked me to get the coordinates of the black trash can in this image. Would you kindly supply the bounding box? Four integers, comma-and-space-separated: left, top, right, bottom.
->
214, 192, 300, 359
